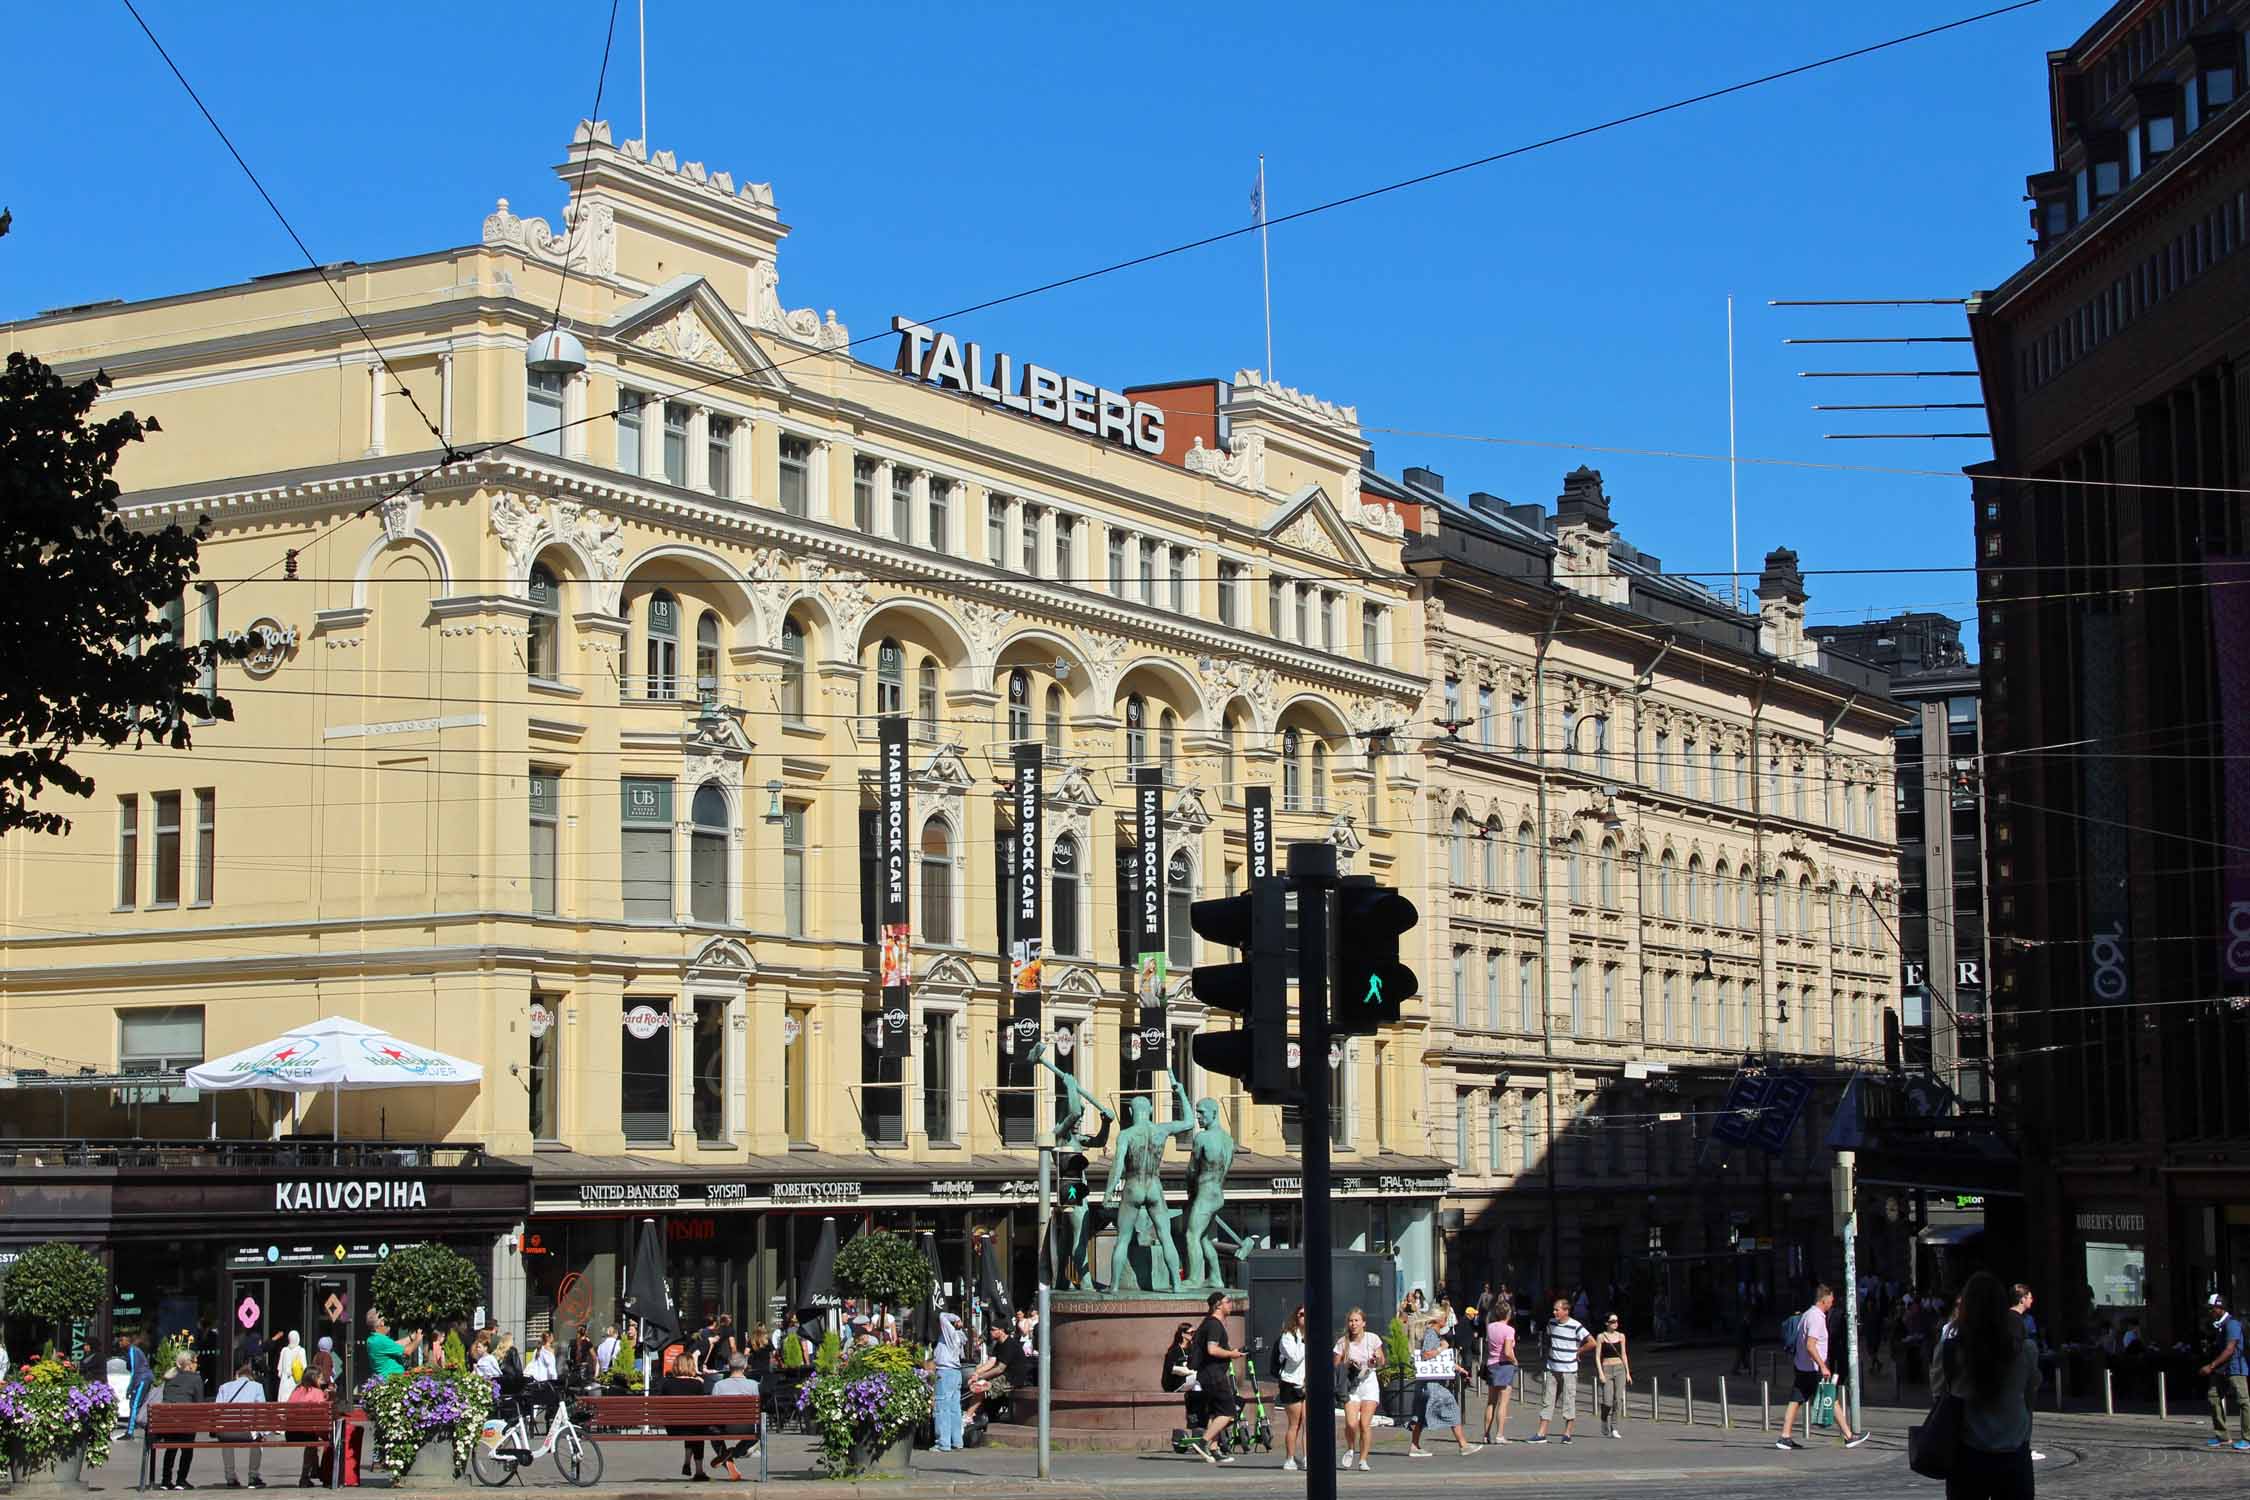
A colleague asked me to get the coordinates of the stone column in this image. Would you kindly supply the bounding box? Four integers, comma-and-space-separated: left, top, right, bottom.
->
811, 438, 833, 521
366, 364, 386, 458
641, 398, 666, 482
564, 371, 590, 460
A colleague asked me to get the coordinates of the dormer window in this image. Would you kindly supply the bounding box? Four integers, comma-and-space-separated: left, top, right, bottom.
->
2137, 85, 2180, 167
2196, 30, 2240, 126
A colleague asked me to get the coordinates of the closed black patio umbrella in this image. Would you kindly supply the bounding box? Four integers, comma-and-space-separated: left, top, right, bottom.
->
624, 1217, 679, 1361
976, 1233, 1012, 1332
913, 1230, 946, 1345
797, 1215, 841, 1323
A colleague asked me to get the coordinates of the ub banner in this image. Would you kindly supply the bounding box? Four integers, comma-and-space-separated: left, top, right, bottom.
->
1004, 744, 1044, 1072
1134, 768, 1167, 1069
872, 715, 910, 1058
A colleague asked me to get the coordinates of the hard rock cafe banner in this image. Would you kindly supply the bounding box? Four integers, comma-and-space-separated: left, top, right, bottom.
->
873, 715, 910, 1059
1003, 744, 1043, 1076
1133, 767, 1167, 1074
2213, 559, 2250, 993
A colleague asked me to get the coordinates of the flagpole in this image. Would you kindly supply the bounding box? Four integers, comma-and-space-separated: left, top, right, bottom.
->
1257, 155, 1274, 381
638, 0, 648, 147
1727, 294, 1740, 610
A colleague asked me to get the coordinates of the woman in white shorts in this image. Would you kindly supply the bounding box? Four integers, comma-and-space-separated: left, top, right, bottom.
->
1334, 1307, 1387, 1472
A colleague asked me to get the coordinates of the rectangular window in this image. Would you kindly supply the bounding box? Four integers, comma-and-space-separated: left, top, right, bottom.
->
853, 458, 876, 531
1654, 730, 1670, 790
193, 788, 215, 905
119, 1004, 205, 1106
1053, 512, 1076, 579
1486, 952, 1503, 1030
777, 436, 810, 517
196, 585, 219, 704
1292, 585, 1308, 641
693, 996, 728, 1144
1478, 686, 1495, 746
662, 402, 690, 484
1363, 604, 1382, 662
928, 479, 951, 552
782, 802, 808, 937
1455, 1092, 1472, 1173
528, 1001, 560, 1142
1268, 576, 1283, 633
923, 1012, 955, 1144
1170, 549, 1187, 613
617, 390, 644, 473
1321, 590, 1338, 648
117, 795, 138, 907
1568, 959, 1585, 1036
707, 417, 734, 495
1139, 539, 1157, 602
526, 372, 564, 455
620, 777, 675, 922
784, 1004, 811, 1144
1219, 562, 1241, 626
1451, 947, 1469, 1027
1023, 505, 1043, 577
151, 791, 182, 906
1444, 678, 1462, 723
1109, 530, 1127, 593
1519, 954, 1538, 1032
620, 998, 672, 1144
1512, 695, 1529, 751
530, 772, 558, 915
989, 495, 1011, 564
862, 1010, 905, 1147
1602, 965, 1619, 1039
891, 467, 913, 540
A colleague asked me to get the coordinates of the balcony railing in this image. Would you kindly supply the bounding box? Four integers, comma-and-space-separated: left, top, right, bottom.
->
0, 1139, 491, 1170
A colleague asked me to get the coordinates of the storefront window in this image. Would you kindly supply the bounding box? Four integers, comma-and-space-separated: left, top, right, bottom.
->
863, 1010, 905, 1147
621, 999, 672, 1145
693, 998, 728, 1144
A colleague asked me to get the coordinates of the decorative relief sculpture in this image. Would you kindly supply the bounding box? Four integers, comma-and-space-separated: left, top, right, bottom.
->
1184, 429, 1267, 493
481, 196, 617, 281
634, 307, 743, 374
488, 494, 625, 614
749, 260, 851, 352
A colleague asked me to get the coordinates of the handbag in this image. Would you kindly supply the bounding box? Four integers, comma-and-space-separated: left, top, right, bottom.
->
1810, 1378, 1839, 1429
1907, 1391, 1964, 1480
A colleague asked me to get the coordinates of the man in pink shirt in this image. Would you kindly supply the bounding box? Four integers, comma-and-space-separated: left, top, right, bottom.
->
1775, 1285, 1869, 1451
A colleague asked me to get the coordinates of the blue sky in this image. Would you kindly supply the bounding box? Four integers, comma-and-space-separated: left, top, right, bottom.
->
9, 1, 2065, 640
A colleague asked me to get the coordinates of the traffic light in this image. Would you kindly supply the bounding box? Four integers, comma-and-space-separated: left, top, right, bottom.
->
1190, 876, 1291, 1098
1059, 1152, 1091, 1207
1330, 875, 1418, 1035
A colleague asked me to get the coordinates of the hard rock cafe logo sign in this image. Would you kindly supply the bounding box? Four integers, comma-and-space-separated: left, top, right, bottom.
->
624, 1005, 672, 1041
229, 619, 299, 679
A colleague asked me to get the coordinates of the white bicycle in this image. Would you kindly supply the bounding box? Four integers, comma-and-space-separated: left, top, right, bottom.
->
470, 1393, 604, 1487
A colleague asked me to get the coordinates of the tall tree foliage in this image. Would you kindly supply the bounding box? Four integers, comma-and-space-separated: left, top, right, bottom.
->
1, 231, 242, 834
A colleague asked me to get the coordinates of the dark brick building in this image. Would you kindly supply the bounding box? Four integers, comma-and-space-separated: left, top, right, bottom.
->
1967, 0, 2250, 1343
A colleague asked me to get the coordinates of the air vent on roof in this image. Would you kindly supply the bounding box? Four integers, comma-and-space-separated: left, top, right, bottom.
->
1505, 503, 1547, 528
1403, 466, 1446, 493
37, 298, 124, 317
1467, 491, 1509, 517
251, 261, 358, 282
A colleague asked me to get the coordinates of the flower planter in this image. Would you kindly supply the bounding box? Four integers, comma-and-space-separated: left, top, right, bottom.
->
846, 1430, 913, 1476
386, 1441, 475, 1490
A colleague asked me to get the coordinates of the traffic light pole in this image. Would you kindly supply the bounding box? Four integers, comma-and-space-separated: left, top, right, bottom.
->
1290, 841, 1339, 1500
1036, 1067, 1052, 1478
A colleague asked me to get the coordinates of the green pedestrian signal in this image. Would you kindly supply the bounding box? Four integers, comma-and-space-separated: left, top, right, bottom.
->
1332, 876, 1417, 1035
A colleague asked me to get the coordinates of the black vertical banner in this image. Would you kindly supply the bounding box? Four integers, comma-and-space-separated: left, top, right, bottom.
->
1134, 767, 1168, 1072
873, 715, 910, 1059
1004, 744, 1044, 1076
1245, 786, 1274, 882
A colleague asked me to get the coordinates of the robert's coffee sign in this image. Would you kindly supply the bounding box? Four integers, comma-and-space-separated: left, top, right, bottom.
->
893, 318, 1166, 456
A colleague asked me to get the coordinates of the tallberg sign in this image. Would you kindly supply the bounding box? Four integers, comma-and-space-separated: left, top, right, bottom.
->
893, 319, 1166, 456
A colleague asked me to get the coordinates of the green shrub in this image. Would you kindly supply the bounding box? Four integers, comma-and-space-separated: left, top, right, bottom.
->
814, 1329, 842, 1375
832, 1231, 933, 1313
1384, 1316, 1411, 1376
441, 1328, 466, 1370
603, 1333, 643, 1392
842, 1342, 924, 1380
370, 1244, 482, 1335
0, 1243, 106, 1338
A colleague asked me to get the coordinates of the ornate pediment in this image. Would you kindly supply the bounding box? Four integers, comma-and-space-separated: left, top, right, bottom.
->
1050, 965, 1107, 1000
921, 954, 979, 992
1327, 813, 1364, 855
687, 936, 756, 978
1261, 484, 1375, 571
914, 743, 975, 791
1171, 784, 1213, 831
606, 275, 786, 391
1051, 764, 1103, 808
634, 306, 743, 375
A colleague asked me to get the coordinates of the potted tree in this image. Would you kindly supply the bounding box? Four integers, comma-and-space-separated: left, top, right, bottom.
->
363, 1246, 490, 1481
796, 1233, 935, 1475
0, 1243, 116, 1488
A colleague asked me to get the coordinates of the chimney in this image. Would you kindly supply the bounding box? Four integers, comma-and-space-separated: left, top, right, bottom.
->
1403, 466, 1446, 495
1551, 467, 1626, 604
1756, 547, 1813, 664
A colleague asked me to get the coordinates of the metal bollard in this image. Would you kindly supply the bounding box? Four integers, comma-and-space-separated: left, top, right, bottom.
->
2053, 1364, 2063, 1412
1721, 1376, 1732, 1429
1892, 1363, 1901, 1404
1651, 1375, 1661, 1422
2160, 1370, 2170, 1420
2104, 1367, 2114, 1417
1685, 1377, 1694, 1428
1762, 1378, 1771, 1431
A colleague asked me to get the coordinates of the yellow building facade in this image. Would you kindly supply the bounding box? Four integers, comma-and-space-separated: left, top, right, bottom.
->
0, 122, 1444, 1338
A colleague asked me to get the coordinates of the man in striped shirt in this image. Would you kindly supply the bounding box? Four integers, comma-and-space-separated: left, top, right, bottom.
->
1525, 1297, 1595, 1444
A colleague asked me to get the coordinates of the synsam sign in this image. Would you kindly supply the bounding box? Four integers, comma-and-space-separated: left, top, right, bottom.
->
893, 319, 1166, 456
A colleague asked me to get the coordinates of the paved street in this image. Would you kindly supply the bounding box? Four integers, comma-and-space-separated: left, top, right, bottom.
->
80, 1401, 2250, 1500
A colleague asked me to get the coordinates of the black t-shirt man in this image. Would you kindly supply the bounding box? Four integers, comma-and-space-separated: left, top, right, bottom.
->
1193, 1291, 1243, 1436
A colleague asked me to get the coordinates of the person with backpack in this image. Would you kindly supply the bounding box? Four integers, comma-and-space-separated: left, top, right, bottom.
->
2198, 1293, 2250, 1451
1525, 1296, 1593, 1444
1775, 1284, 1869, 1451
1274, 1305, 1308, 1472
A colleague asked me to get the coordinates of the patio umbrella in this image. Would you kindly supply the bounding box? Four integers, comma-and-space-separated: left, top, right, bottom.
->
797, 1216, 840, 1323
624, 1217, 679, 1361
183, 1016, 482, 1137
976, 1234, 1013, 1332
913, 1231, 945, 1345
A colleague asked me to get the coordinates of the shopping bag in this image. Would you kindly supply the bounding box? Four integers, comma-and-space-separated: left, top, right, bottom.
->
1810, 1378, 1839, 1429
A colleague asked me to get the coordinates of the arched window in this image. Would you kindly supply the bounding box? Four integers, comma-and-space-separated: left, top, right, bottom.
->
1515, 823, 1536, 894
780, 617, 808, 720
1051, 834, 1080, 956
527, 563, 560, 680
1599, 839, 1619, 908
1311, 740, 1328, 809
916, 659, 939, 736
1007, 668, 1033, 744
689, 783, 728, 925
1166, 850, 1194, 968
1483, 819, 1502, 888
1450, 812, 1472, 886
645, 590, 680, 698
1282, 727, 1303, 809
920, 816, 954, 946
875, 638, 904, 715
1219, 714, 1238, 800
1043, 684, 1065, 756
1125, 694, 1148, 766
695, 611, 721, 700
1567, 832, 1586, 904
1685, 856, 1704, 923
1160, 709, 1178, 780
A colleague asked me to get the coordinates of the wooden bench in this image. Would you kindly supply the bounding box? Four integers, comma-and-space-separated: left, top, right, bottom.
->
142, 1402, 336, 1491
578, 1395, 766, 1481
